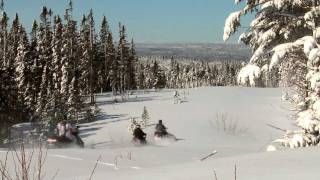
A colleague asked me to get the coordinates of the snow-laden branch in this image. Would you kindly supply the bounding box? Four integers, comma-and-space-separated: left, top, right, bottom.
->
235, 0, 241, 5
223, 11, 242, 41
237, 64, 261, 86
268, 36, 316, 70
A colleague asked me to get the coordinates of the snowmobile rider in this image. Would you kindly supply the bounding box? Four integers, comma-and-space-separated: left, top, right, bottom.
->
57, 121, 77, 141
70, 125, 84, 147
57, 121, 67, 137
155, 120, 168, 136
133, 124, 147, 143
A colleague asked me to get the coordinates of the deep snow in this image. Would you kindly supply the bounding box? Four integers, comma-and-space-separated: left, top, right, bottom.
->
1, 87, 320, 180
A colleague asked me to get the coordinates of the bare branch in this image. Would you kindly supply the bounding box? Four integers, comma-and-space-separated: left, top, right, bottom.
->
88, 155, 102, 180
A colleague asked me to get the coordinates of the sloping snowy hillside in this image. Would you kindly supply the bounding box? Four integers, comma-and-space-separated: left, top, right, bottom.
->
2, 87, 320, 180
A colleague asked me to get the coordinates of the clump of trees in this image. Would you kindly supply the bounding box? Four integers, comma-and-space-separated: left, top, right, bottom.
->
224, 0, 320, 148
137, 56, 245, 89
0, 0, 137, 137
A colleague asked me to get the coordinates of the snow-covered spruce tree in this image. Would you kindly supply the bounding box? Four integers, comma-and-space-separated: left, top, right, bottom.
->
29, 21, 40, 112
97, 16, 110, 92
224, 0, 311, 88
0, 7, 28, 131
140, 106, 150, 128
151, 60, 161, 89
117, 23, 132, 94
224, 0, 320, 148
107, 31, 119, 95
87, 9, 97, 104
128, 39, 138, 90
60, 57, 69, 116
79, 10, 96, 104
136, 63, 146, 90
14, 25, 31, 110
0, 11, 9, 68
60, 7, 79, 119
8, 14, 20, 71
143, 63, 152, 89
67, 76, 81, 119
63, 9, 85, 121
0, 1, 140, 128
51, 16, 64, 121
79, 15, 91, 95
36, 7, 54, 118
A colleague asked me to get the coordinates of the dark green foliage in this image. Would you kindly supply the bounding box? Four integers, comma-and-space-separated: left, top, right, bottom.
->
0, 1, 138, 142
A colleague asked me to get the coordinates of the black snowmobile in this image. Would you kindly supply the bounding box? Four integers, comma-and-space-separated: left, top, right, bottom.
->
132, 125, 147, 145
154, 120, 177, 141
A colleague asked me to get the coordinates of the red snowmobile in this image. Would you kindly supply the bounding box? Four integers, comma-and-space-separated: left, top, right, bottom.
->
47, 126, 84, 148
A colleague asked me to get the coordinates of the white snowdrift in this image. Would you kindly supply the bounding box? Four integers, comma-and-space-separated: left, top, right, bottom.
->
1, 87, 318, 180
237, 64, 261, 86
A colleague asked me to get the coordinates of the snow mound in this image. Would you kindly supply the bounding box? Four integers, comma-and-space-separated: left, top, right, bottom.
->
266, 145, 277, 152
237, 64, 261, 86
153, 134, 177, 146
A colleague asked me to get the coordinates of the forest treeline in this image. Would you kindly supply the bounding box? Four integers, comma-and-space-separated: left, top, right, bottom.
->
0, 1, 265, 137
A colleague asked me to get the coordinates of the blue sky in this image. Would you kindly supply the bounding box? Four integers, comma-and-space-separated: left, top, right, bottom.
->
3, 0, 253, 43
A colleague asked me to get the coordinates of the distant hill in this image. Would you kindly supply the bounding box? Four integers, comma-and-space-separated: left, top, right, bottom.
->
135, 43, 251, 61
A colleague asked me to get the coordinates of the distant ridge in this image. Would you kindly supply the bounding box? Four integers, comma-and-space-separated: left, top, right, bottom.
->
136, 43, 251, 61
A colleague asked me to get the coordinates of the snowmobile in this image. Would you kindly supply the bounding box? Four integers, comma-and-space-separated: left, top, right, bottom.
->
132, 125, 147, 145
47, 126, 84, 148
47, 135, 84, 148
154, 131, 177, 142
154, 120, 177, 142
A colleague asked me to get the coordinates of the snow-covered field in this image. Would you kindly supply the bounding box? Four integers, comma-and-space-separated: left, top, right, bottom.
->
2, 87, 320, 180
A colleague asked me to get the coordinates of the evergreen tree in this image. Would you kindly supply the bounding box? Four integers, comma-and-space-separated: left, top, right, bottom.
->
107, 30, 118, 95
79, 10, 96, 103
88, 9, 96, 103
79, 15, 91, 96
98, 16, 109, 92
136, 63, 146, 90
68, 76, 80, 119
36, 7, 54, 117
151, 60, 160, 89
140, 106, 150, 128
29, 21, 40, 112
0, 1, 141, 131
7, 14, 20, 70
0, 12, 9, 67
117, 23, 131, 93
224, 0, 320, 148
51, 15, 64, 120
14, 25, 30, 109
128, 39, 137, 89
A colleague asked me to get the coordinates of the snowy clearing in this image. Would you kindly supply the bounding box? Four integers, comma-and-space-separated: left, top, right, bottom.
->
2, 87, 320, 180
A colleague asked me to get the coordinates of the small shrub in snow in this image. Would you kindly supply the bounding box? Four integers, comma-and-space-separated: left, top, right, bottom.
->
173, 90, 182, 104
266, 145, 277, 152
93, 104, 102, 117
281, 91, 289, 101
212, 113, 248, 135
237, 64, 261, 86
0, 142, 47, 180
